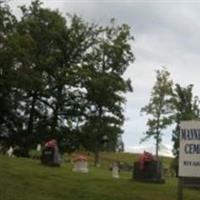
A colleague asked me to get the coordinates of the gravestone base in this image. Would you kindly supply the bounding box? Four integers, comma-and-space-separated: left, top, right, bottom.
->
133, 161, 165, 183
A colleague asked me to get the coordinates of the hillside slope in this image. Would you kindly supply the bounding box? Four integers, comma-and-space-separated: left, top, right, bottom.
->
0, 155, 199, 200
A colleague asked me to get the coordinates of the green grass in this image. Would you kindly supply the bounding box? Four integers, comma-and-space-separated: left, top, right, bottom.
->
0, 154, 200, 200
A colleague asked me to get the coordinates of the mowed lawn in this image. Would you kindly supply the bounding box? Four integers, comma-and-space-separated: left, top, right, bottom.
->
0, 155, 200, 200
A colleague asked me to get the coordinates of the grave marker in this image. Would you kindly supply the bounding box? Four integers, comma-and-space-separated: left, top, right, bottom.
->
7, 146, 13, 157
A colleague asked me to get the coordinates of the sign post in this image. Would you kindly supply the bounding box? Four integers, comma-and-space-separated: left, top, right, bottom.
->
178, 120, 200, 200
177, 178, 183, 200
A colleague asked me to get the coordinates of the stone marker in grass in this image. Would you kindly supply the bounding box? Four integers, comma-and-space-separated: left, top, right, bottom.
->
7, 146, 14, 157
112, 161, 119, 178
73, 155, 89, 173
41, 139, 61, 166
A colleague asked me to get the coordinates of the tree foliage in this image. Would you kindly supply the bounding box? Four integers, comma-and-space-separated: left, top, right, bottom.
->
0, 0, 134, 157
0, 2, 17, 145
141, 68, 173, 159
80, 21, 134, 165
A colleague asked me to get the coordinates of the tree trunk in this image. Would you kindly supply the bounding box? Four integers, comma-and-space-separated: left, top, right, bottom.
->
27, 91, 37, 135
155, 133, 160, 179
51, 87, 62, 133
52, 107, 58, 133
155, 137, 159, 160
93, 106, 103, 167
24, 91, 37, 156
94, 150, 100, 167
155, 115, 160, 160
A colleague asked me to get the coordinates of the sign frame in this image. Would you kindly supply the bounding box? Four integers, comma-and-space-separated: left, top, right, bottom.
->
177, 120, 200, 200
179, 120, 200, 178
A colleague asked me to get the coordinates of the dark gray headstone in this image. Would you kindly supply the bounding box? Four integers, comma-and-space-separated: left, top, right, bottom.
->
41, 147, 60, 166
133, 160, 165, 183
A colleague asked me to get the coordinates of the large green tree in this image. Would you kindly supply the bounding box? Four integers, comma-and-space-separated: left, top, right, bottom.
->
81, 21, 134, 165
9, 0, 69, 152
0, 0, 134, 157
9, 0, 101, 152
141, 68, 173, 159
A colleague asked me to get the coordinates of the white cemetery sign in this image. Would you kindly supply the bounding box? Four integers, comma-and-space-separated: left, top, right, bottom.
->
179, 121, 200, 177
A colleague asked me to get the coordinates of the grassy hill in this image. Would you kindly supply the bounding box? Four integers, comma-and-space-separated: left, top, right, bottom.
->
67, 151, 172, 169
0, 154, 200, 200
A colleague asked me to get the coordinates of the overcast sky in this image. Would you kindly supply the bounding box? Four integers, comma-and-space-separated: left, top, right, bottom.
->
8, 0, 200, 156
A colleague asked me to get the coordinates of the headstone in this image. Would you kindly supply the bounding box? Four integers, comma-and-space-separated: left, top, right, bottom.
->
36, 144, 41, 152
7, 146, 14, 157
73, 155, 88, 173
133, 151, 165, 183
133, 160, 164, 183
41, 139, 61, 166
112, 162, 119, 178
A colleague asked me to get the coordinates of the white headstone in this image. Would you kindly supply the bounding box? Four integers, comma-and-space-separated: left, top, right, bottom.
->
73, 160, 88, 173
112, 162, 119, 178
7, 146, 14, 157
36, 144, 41, 152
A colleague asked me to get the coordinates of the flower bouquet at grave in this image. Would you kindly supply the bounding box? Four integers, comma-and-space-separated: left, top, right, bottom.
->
138, 151, 155, 170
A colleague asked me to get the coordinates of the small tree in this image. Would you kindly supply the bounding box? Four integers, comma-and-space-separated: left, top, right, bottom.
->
141, 68, 173, 159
